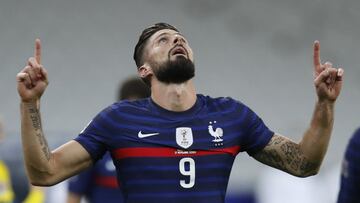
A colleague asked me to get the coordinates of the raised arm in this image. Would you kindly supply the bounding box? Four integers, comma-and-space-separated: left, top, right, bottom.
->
253, 41, 344, 177
16, 39, 93, 186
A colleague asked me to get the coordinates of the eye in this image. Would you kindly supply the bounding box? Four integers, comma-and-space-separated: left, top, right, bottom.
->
158, 37, 168, 44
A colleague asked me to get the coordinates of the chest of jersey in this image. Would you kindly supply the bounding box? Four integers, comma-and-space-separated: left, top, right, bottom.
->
109, 114, 241, 203
77, 96, 273, 202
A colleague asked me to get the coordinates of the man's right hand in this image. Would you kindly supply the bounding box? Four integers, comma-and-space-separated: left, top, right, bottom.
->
17, 39, 49, 103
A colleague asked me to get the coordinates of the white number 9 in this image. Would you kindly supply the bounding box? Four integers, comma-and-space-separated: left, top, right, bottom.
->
179, 157, 195, 188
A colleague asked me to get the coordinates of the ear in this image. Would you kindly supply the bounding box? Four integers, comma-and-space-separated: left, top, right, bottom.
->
138, 64, 153, 79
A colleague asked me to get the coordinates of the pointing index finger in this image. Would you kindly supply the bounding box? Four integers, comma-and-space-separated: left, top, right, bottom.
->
313, 40, 321, 71
35, 38, 41, 64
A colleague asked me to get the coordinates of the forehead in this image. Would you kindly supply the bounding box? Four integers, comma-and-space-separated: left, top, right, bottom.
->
148, 29, 183, 42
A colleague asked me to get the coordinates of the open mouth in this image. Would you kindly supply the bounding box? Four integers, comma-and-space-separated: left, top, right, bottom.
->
170, 46, 187, 57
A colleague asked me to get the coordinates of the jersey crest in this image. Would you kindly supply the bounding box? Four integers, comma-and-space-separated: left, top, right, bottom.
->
176, 127, 193, 149
208, 121, 223, 142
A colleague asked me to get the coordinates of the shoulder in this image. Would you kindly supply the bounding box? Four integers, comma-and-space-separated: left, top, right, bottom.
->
96, 98, 150, 117
197, 94, 246, 110
352, 127, 360, 138
109, 98, 150, 112
349, 127, 360, 147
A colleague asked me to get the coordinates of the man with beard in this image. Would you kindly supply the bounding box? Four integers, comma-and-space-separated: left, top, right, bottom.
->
16, 23, 344, 203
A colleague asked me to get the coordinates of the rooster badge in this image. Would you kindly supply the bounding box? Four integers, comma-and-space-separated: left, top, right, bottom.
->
208, 121, 223, 142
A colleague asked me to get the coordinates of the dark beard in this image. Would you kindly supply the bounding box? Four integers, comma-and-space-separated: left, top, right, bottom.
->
153, 56, 195, 84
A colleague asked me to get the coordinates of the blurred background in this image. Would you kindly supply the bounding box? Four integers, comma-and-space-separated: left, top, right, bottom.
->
0, 0, 359, 202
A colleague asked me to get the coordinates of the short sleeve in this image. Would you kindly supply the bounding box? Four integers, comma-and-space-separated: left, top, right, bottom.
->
74, 107, 113, 162
239, 103, 274, 156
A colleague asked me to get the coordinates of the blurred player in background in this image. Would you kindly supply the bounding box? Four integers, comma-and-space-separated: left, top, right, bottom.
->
0, 118, 14, 203
0, 117, 45, 203
67, 77, 150, 203
337, 128, 360, 203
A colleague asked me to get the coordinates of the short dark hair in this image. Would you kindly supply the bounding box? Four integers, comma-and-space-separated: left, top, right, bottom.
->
133, 22, 178, 68
117, 76, 151, 101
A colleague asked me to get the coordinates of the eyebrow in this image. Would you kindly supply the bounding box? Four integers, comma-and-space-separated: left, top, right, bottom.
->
154, 32, 186, 41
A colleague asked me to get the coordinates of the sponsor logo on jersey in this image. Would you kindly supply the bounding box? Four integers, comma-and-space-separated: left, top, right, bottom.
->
176, 127, 193, 149
138, 131, 160, 138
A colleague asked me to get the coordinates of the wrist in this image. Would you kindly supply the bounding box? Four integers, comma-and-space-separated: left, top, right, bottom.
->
21, 99, 40, 109
316, 98, 335, 106
21, 99, 37, 104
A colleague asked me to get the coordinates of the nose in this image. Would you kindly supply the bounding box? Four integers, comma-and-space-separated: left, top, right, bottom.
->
173, 35, 185, 45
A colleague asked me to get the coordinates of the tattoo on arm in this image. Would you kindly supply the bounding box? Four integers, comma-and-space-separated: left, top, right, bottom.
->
26, 103, 51, 160
253, 135, 318, 176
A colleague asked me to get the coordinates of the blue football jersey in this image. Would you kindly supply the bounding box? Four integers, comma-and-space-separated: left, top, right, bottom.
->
337, 128, 360, 203
75, 94, 274, 203
68, 152, 123, 203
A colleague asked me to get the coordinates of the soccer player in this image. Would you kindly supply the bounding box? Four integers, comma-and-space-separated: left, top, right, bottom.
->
67, 77, 150, 203
0, 119, 14, 203
337, 128, 360, 203
0, 161, 14, 203
0, 117, 45, 203
16, 23, 344, 203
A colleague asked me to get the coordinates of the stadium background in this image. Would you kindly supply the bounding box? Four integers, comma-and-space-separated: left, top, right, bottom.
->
0, 0, 359, 202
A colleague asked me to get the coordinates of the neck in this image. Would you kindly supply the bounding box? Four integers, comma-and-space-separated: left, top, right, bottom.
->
151, 80, 197, 112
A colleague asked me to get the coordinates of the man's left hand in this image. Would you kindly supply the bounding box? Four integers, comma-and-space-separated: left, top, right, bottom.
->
313, 41, 344, 103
